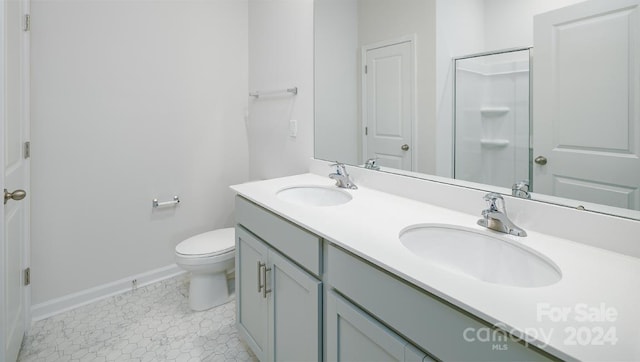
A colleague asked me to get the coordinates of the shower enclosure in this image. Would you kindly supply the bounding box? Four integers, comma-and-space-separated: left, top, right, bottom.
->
453, 48, 531, 190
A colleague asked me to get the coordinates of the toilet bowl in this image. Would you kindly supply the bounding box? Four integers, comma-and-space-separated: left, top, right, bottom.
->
175, 228, 235, 311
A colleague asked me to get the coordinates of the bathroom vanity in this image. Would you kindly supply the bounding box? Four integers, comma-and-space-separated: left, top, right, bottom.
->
235, 196, 322, 361
232, 172, 640, 361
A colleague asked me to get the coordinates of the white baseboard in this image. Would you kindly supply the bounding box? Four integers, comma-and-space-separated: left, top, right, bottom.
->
31, 264, 186, 323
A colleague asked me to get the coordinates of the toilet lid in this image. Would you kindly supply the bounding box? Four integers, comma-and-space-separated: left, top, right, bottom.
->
175, 228, 235, 257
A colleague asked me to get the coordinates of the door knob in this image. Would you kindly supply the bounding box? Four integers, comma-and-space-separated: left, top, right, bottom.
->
4, 189, 26, 205
401, 144, 410, 151
534, 156, 548, 165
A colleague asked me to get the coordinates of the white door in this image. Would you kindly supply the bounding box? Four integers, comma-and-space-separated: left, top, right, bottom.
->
2, 0, 30, 359
533, 0, 640, 210
363, 39, 414, 171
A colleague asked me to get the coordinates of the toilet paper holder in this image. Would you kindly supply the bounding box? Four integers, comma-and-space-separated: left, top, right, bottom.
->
152, 196, 180, 208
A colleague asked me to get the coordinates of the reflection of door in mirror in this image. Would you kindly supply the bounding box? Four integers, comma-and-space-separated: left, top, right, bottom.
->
3, 0, 30, 358
533, 0, 640, 211
363, 38, 415, 171
453, 49, 531, 189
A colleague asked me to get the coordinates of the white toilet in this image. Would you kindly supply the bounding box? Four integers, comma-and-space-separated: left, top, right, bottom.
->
175, 228, 235, 311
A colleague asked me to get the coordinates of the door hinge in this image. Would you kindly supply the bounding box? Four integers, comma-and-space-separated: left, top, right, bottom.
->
23, 14, 30, 32
24, 267, 30, 286
24, 141, 30, 159
364, 65, 368, 74
365, 127, 368, 136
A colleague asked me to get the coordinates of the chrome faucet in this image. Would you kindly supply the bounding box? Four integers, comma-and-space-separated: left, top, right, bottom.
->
512, 180, 531, 199
364, 158, 380, 170
329, 162, 358, 189
477, 193, 527, 237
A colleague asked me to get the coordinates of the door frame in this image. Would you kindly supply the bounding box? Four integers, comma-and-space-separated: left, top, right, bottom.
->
1, 0, 31, 358
361, 34, 417, 171
0, 0, 7, 357
22, 0, 31, 331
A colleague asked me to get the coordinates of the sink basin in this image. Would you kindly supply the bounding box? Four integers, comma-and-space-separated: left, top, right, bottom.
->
276, 186, 352, 207
399, 224, 561, 288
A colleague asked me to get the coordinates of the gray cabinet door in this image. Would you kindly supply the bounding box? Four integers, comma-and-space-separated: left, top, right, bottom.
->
236, 227, 269, 361
237, 225, 322, 362
326, 290, 429, 362
268, 250, 322, 362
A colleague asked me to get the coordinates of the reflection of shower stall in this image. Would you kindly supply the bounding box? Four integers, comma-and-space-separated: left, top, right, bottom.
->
453, 48, 531, 189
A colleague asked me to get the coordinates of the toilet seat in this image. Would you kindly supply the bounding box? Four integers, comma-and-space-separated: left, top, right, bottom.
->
175, 228, 235, 258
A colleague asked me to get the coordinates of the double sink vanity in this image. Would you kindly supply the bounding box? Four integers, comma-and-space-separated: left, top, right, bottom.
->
231, 163, 640, 361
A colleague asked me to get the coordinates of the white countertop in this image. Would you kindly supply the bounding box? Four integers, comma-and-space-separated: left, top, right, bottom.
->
231, 173, 640, 361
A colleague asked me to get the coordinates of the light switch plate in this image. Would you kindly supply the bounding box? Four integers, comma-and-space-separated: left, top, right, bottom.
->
289, 119, 298, 137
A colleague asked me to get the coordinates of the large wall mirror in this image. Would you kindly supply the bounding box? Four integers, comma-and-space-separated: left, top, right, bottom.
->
315, 0, 640, 220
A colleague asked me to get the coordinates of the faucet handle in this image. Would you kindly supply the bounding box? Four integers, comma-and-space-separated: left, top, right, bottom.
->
328, 162, 358, 189
330, 162, 347, 175
483, 192, 505, 212
512, 180, 531, 199
483, 192, 503, 202
364, 158, 380, 170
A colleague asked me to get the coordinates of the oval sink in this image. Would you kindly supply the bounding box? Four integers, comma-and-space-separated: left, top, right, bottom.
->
399, 224, 561, 288
276, 186, 352, 207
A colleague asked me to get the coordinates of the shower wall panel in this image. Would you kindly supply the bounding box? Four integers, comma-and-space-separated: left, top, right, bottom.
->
454, 50, 530, 189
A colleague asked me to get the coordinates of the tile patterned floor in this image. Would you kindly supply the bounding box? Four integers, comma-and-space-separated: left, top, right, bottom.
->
18, 275, 258, 362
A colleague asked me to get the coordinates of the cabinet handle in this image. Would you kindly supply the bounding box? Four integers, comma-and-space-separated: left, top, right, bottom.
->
262, 265, 272, 299
257, 261, 265, 293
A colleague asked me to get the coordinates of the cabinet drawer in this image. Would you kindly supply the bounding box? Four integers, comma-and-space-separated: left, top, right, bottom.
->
327, 244, 557, 361
236, 196, 322, 276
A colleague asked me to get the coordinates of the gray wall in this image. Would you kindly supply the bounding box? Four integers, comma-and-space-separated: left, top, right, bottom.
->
248, 0, 315, 180
30, 0, 249, 304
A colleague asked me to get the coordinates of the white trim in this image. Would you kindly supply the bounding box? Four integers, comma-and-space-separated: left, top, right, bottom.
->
361, 34, 418, 172
0, 0, 7, 361
22, 0, 32, 332
31, 264, 186, 322
410, 34, 418, 173
456, 67, 529, 77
